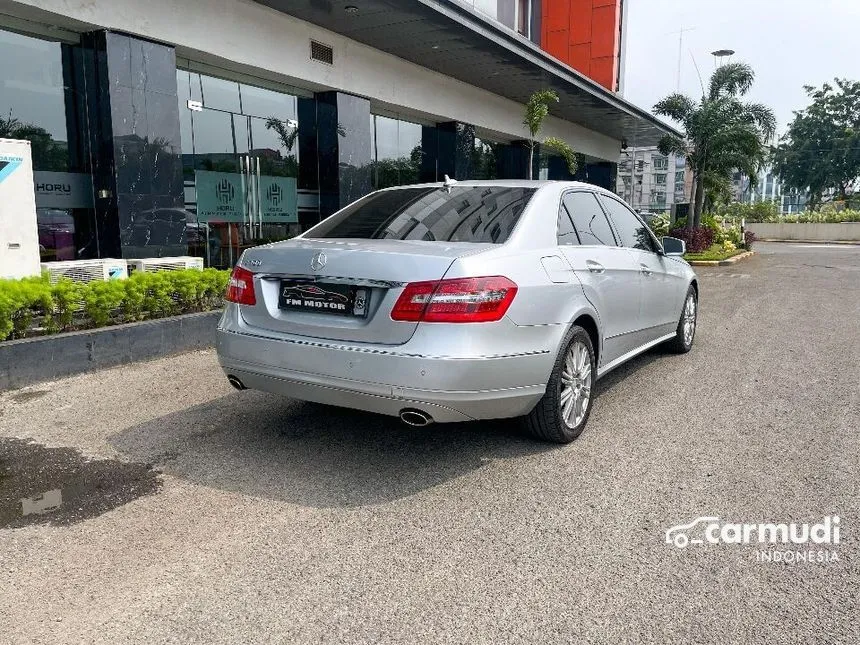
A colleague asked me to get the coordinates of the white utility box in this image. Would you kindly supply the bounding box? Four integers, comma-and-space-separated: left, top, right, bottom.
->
0, 139, 40, 279
127, 256, 204, 273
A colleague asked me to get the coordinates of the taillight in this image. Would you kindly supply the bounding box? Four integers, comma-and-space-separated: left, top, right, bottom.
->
391, 276, 517, 323
226, 265, 256, 305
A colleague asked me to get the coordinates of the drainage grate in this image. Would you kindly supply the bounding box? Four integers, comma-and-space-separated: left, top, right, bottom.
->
310, 40, 334, 65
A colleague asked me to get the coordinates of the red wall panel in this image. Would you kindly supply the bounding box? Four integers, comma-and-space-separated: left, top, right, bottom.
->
541, 0, 622, 91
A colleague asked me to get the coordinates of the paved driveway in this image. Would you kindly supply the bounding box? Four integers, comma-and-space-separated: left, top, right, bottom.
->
1, 242, 858, 644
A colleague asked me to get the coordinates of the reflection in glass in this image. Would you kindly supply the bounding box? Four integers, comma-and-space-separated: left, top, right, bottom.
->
251, 117, 299, 178
472, 137, 499, 180
176, 68, 310, 267
191, 109, 238, 172
200, 74, 241, 112
0, 30, 69, 171
240, 83, 297, 121
371, 115, 422, 189
1, 29, 98, 261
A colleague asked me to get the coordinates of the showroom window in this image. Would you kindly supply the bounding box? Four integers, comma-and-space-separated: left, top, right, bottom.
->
370, 114, 422, 190
472, 136, 499, 180
0, 28, 96, 262
177, 66, 307, 268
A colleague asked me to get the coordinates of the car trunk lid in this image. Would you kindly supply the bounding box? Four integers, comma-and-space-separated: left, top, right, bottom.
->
237, 238, 493, 344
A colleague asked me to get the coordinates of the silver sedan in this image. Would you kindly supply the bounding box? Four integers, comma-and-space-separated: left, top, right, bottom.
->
217, 180, 697, 443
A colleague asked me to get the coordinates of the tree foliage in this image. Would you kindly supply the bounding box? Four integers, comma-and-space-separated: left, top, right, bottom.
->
522, 90, 578, 179
654, 63, 775, 227
0, 113, 69, 171
773, 79, 860, 210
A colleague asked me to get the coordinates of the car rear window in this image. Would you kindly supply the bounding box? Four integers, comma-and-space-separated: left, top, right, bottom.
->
306, 186, 536, 243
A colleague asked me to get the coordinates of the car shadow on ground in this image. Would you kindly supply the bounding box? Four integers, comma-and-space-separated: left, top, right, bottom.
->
110, 394, 555, 509
110, 346, 666, 510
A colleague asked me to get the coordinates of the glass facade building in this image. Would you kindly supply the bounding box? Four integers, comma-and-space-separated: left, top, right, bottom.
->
0, 0, 669, 270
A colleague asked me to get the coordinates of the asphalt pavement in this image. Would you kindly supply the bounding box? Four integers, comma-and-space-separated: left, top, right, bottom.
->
1, 242, 858, 644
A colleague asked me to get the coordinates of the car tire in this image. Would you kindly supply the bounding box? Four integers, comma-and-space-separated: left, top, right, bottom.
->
667, 285, 697, 354
524, 325, 595, 444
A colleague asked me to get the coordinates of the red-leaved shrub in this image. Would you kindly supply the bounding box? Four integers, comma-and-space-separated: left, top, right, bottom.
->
668, 226, 715, 253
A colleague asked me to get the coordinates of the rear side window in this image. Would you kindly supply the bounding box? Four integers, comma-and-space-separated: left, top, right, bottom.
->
600, 196, 658, 252
557, 206, 579, 245
307, 186, 536, 243
563, 192, 616, 246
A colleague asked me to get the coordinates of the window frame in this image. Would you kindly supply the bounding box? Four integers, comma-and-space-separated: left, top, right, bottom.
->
596, 193, 664, 255
558, 190, 619, 248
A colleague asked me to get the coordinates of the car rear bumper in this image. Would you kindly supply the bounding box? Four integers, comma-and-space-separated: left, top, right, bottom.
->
216, 305, 560, 422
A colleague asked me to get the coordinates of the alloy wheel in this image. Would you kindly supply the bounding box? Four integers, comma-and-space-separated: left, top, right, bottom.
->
683, 294, 697, 346
560, 340, 592, 428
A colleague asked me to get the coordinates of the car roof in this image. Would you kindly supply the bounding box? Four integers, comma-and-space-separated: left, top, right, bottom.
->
379, 179, 618, 198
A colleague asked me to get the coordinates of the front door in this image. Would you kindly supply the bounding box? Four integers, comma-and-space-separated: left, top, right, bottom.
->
598, 195, 684, 344
557, 191, 643, 367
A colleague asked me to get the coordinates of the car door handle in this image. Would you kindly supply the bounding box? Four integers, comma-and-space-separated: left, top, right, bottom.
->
639, 264, 652, 276
586, 260, 605, 274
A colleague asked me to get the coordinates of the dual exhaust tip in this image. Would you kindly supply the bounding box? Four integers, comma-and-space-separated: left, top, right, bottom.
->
227, 376, 433, 427
399, 409, 433, 427
227, 375, 246, 391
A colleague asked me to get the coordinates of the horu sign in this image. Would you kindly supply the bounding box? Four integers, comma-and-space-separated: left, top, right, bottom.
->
258, 176, 298, 223
33, 171, 94, 209
195, 170, 245, 223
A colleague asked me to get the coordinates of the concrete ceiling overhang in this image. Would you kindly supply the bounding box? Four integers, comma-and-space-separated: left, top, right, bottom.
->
254, 0, 681, 146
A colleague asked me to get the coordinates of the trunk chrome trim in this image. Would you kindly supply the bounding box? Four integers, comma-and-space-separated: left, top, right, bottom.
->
256, 274, 405, 288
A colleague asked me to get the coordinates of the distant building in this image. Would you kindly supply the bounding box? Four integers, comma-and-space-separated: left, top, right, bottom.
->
616, 146, 691, 212
733, 168, 814, 214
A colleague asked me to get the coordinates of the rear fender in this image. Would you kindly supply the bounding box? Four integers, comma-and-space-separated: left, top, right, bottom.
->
443, 249, 593, 327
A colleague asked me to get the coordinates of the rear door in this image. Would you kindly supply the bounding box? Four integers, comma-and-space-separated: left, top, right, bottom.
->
556, 191, 642, 366
599, 195, 687, 343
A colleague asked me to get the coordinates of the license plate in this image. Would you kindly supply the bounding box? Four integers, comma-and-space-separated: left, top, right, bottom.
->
278, 281, 369, 317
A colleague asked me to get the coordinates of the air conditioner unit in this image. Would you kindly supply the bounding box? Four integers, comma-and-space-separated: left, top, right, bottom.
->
126, 256, 204, 273
41, 259, 129, 284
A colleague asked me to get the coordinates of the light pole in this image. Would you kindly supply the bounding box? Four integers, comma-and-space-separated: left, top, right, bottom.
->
711, 49, 735, 67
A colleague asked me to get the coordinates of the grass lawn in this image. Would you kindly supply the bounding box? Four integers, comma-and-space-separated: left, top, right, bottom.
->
684, 244, 746, 262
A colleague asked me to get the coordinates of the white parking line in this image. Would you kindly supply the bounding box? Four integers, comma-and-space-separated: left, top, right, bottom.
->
788, 244, 860, 249
699, 273, 750, 279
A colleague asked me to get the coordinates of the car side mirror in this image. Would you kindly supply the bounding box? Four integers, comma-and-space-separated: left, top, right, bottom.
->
661, 236, 685, 257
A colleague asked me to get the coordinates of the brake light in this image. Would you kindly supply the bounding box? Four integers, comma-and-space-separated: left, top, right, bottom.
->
391, 276, 517, 323
226, 265, 256, 305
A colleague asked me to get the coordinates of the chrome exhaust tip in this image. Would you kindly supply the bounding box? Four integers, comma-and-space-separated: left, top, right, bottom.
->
399, 409, 433, 427
227, 375, 246, 391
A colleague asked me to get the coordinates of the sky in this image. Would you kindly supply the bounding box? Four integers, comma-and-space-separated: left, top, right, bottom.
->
622, 0, 860, 138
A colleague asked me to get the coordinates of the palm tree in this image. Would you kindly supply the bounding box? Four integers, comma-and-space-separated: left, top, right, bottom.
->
264, 117, 299, 153
654, 63, 776, 227
523, 90, 578, 180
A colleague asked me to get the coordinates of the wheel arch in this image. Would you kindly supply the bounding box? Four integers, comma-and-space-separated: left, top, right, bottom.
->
570, 312, 600, 369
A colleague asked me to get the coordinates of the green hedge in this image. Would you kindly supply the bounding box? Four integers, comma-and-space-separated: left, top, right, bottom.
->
0, 268, 230, 342
715, 201, 860, 223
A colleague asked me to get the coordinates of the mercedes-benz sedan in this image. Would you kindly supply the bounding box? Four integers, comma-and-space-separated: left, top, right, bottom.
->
217, 180, 698, 443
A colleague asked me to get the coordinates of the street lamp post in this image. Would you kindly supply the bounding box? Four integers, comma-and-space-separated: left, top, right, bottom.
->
711, 49, 735, 67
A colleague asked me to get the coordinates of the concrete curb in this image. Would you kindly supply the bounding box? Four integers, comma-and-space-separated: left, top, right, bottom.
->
0, 311, 221, 392
757, 239, 858, 244
687, 250, 755, 267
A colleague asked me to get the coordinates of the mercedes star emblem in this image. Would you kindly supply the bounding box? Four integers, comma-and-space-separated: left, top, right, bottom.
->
310, 252, 327, 271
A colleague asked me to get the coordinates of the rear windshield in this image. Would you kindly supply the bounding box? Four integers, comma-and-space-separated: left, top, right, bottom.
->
306, 186, 536, 243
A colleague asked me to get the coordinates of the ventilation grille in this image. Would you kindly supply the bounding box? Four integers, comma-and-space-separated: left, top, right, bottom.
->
127, 256, 204, 273
41, 259, 128, 284
310, 40, 334, 65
